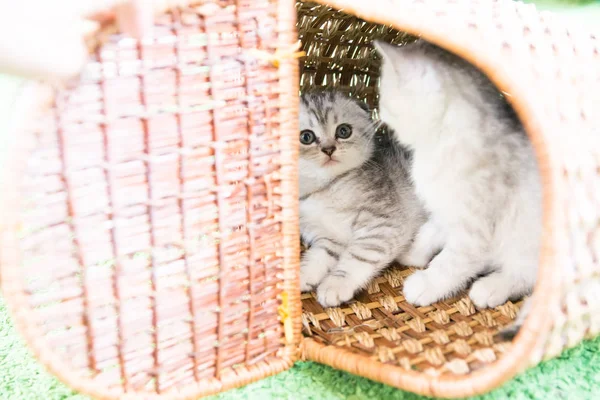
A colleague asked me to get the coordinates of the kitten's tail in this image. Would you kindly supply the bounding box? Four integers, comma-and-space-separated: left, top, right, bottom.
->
498, 297, 532, 341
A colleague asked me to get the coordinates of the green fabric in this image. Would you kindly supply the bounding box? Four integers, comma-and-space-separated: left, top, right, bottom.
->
1, 1, 600, 400
1, 296, 600, 400
525, 0, 600, 26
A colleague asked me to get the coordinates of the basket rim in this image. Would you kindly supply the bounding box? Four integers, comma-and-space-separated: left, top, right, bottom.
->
299, 0, 563, 397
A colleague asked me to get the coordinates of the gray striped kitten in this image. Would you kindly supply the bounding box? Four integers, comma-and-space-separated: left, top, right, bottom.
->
299, 91, 426, 307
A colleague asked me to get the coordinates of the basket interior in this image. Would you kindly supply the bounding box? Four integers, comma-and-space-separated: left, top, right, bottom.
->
297, 1, 522, 376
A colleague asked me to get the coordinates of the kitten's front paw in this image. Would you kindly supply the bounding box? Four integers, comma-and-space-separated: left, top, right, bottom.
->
468, 273, 514, 309
300, 279, 314, 293
300, 255, 330, 292
300, 269, 318, 292
403, 270, 451, 306
403, 271, 435, 306
316, 276, 355, 307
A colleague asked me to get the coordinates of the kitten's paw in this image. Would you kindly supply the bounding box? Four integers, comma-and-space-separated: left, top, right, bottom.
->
299, 254, 331, 292
403, 271, 436, 306
316, 276, 355, 307
300, 279, 314, 293
403, 270, 453, 306
468, 273, 513, 309
300, 268, 321, 292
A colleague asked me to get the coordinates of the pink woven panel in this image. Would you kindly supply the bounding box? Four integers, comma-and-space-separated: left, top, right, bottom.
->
3, 1, 296, 397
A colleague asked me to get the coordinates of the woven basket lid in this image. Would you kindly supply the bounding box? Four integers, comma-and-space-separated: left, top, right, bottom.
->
0, 1, 301, 399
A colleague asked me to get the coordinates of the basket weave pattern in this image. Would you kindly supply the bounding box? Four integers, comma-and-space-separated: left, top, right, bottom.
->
301, 267, 520, 375
0, 1, 300, 398
297, 1, 415, 105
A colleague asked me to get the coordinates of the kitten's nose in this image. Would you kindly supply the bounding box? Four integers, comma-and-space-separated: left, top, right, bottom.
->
321, 146, 336, 157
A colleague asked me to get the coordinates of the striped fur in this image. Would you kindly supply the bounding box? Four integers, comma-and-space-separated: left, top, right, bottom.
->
299, 91, 426, 307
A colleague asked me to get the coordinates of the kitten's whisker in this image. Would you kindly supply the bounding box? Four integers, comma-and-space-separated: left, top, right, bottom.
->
371, 119, 385, 131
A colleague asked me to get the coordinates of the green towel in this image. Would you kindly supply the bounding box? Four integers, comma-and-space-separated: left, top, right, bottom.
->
1, 297, 599, 400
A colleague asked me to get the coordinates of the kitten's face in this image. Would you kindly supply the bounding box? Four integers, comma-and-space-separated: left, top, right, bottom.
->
299, 92, 375, 178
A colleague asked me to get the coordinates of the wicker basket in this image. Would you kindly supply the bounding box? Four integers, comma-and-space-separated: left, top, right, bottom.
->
1, 0, 599, 399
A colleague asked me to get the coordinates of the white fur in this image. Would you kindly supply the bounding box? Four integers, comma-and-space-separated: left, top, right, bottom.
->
375, 41, 542, 308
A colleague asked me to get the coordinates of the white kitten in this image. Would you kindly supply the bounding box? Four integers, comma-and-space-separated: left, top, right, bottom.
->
374, 40, 542, 309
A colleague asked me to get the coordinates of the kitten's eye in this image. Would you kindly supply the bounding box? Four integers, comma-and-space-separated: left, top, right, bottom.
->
335, 124, 352, 139
300, 130, 316, 145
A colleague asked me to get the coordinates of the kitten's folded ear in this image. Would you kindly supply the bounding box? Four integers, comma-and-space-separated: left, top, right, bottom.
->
356, 100, 370, 114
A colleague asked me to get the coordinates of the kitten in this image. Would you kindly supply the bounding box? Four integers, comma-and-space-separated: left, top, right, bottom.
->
374, 40, 542, 310
299, 90, 425, 307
